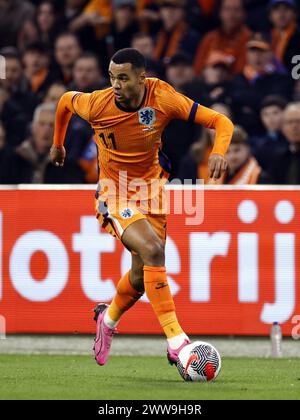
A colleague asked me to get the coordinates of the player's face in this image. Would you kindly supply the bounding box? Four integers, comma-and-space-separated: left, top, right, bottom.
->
108, 61, 145, 105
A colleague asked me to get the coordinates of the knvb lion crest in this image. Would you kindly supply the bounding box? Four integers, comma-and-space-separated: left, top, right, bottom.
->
138, 107, 156, 126
120, 208, 134, 219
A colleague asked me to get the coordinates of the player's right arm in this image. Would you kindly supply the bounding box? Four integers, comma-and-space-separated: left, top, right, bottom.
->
50, 91, 91, 166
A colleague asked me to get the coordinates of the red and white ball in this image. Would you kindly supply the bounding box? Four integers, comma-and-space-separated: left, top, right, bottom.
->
177, 341, 221, 382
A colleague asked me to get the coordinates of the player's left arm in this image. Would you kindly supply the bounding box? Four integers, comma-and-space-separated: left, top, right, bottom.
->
159, 81, 234, 179
163, 82, 234, 180
193, 104, 234, 180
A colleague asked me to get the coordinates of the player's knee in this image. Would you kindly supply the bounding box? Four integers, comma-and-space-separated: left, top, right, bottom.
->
141, 240, 165, 266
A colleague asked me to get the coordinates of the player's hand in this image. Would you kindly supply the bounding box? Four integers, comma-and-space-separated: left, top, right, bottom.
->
50, 145, 66, 167
208, 153, 228, 180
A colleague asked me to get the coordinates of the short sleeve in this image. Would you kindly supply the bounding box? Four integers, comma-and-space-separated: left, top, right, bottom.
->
71, 93, 92, 122
157, 80, 196, 121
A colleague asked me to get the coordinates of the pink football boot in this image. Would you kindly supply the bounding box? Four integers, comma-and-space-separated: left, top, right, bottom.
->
167, 339, 191, 365
93, 303, 117, 366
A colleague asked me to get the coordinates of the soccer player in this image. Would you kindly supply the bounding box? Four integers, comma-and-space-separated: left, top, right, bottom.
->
50, 48, 234, 366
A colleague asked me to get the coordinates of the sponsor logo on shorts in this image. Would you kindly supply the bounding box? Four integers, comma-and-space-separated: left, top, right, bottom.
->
120, 208, 134, 219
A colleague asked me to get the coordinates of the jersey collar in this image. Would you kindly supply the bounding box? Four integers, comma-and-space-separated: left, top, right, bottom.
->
114, 86, 147, 113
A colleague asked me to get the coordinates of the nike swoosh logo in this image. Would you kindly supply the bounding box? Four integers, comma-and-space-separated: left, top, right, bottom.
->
184, 354, 199, 379
155, 284, 168, 289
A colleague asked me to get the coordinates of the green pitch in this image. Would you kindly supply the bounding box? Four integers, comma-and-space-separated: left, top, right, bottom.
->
0, 355, 299, 400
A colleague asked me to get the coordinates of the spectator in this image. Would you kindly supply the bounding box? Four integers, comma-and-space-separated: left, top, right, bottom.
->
185, 0, 219, 35
137, 0, 161, 35
36, 1, 62, 47
260, 95, 287, 137
268, 102, 300, 184
68, 0, 112, 38
1, 0, 299, 186
43, 83, 67, 105
54, 32, 82, 85
0, 103, 84, 184
161, 55, 205, 179
0, 0, 35, 48
153, 0, 200, 64
214, 125, 270, 184
63, 53, 104, 164
177, 128, 213, 183
69, 52, 107, 91
251, 95, 288, 170
166, 53, 195, 92
17, 19, 39, 52
162, 119, 201, 180
67, 0, 112, 62
184, 50, 234, 106
64, 0, 92, 26
0, 49, 39, 123
269, 0, 300, 73
63, 52, 104, 182
194, 0, 252, 75
177, 103, 232, 183
22, 42, 55, 98
131, 32, 165, 77
0, 85, 27, 149
110, 3, 139, 53
231, 32, 293, 135
131, 31, 154, 58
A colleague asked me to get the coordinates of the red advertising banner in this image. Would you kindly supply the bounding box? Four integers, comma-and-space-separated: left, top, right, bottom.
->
0, 186, 299, 336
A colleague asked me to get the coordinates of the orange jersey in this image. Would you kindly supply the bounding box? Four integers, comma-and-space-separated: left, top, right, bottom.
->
71, 78, 194, 189
53, 78, 234, 212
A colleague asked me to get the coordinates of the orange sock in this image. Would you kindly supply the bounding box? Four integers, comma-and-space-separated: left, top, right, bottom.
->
143, 265, 184, 338
108, 271, 143, 322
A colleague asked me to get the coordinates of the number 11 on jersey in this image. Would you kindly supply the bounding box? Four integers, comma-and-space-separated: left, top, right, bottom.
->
99, 132, 117, 150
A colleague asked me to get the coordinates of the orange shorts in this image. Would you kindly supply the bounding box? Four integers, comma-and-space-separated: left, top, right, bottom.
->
95, 199, 167, 250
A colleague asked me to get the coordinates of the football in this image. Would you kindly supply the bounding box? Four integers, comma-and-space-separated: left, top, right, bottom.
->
177, 341, 221, 382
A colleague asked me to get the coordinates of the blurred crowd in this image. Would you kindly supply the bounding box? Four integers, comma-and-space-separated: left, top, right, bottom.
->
0, 0, 300, 185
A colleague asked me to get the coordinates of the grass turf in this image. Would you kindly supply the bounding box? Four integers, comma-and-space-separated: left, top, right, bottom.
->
0, 355, 299, 400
